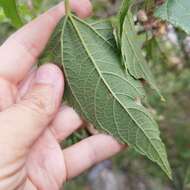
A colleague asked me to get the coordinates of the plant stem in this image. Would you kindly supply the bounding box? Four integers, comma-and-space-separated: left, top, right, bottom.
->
65, 0, 70, 16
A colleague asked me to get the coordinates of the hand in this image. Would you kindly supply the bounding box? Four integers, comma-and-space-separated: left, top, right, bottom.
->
0, 1, 123, 190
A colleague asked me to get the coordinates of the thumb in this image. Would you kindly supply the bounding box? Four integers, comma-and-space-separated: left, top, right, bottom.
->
0, 64, 64, 150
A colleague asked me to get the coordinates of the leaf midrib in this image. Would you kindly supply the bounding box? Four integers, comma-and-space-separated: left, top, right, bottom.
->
68, 15, 169, 174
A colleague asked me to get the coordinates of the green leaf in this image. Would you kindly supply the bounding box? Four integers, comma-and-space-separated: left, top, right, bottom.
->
41, 13, 172, 179
117, 0, 163, 98
86, 19, 117, 48
0, 0, 22, 28
155, 0, 190, 34
58, 15, 171, 178
87, 20, 113, 39
0, 7, 8, 23
41, 18, 116, 63
117, 0, 132, 42
121, 12, 162, 97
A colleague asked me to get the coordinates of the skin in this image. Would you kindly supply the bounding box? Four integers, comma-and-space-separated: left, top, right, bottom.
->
0, 1, 124, 190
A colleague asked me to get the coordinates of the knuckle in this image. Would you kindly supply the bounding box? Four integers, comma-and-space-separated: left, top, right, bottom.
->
86, 138, 98, 165
9, 35, 38, 60
21, 85, 55, 118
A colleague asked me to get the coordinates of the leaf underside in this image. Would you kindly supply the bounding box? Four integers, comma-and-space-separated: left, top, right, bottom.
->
155, 0, 190, 34
41, 19, 115, 64
57, 15, 171, 178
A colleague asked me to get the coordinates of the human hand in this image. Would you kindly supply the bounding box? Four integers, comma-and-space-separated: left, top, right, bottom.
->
0, 1, 123, 189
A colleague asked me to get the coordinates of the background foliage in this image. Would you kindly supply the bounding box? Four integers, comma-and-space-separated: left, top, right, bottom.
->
0, 0, 190, 189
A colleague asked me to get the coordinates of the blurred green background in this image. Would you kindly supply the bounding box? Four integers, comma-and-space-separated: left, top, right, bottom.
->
0, 0, 190, 189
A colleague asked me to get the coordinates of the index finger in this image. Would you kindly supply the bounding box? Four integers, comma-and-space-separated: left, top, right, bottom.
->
63, 134, 125, 180
0, 0, 92, 84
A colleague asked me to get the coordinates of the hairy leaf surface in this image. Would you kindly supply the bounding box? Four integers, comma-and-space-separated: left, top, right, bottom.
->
59, 15, 171, 178
155, 0, 190, 34
41, 18, 115, 64
86, 19, 116, 47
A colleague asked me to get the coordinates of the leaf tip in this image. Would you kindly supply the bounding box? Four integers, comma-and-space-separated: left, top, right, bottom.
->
167, 169, 173, 181
161, 96, 166, 102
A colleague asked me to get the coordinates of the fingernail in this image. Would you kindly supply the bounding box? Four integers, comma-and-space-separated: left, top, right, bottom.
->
35, 64, 64, 101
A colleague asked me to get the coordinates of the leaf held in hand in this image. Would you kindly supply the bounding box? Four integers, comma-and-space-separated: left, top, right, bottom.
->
57, 15, 172, 178
40, 0, 172, 177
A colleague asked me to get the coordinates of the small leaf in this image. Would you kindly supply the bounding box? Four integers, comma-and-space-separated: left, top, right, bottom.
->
117, 0, 163, 98
59, 15, 171, 178
117, 0, 132, 42
0, 0, 22, 28
155, 0, 190, 34
121, 12, 162, 97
